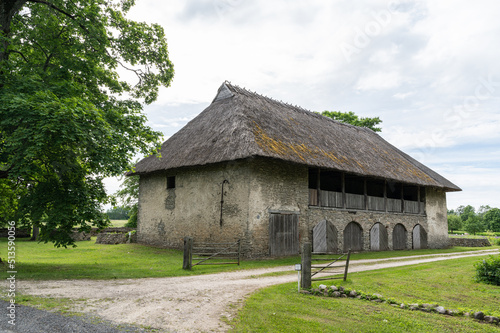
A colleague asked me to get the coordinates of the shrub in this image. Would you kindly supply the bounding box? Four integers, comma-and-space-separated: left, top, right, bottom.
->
475, 255, 500, 286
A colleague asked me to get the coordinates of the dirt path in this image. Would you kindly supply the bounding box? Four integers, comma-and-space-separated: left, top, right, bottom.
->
17, 249, 499, 333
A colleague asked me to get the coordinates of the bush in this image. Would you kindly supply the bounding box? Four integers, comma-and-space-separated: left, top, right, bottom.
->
475, 255, 500, 286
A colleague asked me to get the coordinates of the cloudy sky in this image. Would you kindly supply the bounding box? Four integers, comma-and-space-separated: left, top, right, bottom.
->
106, 0, 500, 211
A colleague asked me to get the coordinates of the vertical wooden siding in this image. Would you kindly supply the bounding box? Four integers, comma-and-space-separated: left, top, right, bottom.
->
269, 213, 299, 256
313, 220, 338, 253
393, 224, 407, 250
343, 222, 363, 252
370, 222, 388, 251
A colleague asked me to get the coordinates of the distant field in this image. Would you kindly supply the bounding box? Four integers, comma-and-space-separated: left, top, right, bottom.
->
109, 219, 128, 227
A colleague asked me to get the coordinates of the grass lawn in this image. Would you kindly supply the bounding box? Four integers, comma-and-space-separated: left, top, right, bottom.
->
0, 238, 497, 280
232, 256, 500, 332
109, 219, 129, 227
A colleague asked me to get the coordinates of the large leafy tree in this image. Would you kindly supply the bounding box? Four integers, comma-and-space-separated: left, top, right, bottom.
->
0, 0, 174, 246
319, 111, 382, 132
484, 208, 500, 232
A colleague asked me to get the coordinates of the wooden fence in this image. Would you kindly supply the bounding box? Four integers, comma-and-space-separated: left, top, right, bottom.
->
182, 237, 241, 270
300, 242, 351, 289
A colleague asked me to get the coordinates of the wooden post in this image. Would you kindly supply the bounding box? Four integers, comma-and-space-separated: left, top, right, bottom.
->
237, 239, 241, 266
301, 242, 312, 289
183, 236, 193, 270
343, 250, 351, 281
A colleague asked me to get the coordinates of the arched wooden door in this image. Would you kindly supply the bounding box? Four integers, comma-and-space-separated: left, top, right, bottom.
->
313, 220, 337, 253
370, 222, 388, 251
412, 224, 428, 249
393, 224, 407, 250
343, 222, 363, 252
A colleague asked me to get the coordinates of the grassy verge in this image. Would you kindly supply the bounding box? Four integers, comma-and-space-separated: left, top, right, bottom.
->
0, 238, 497, 280
232, 255, 500, 332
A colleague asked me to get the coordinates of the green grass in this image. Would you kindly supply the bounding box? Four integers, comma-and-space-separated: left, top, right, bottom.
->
232, 256, 500, 332
1, 238, 497, 280
109, 219, 129, 227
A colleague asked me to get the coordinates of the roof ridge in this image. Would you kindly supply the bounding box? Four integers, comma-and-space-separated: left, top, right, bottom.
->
222, 81, 367, 132
223, 81, 312, 114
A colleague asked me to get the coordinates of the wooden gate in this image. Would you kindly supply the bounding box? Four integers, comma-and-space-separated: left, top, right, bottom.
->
393, 223, 407, 250
343, 222, 363, 252
412, 224, 428, 249
370, 222, 388, 251
313, 220, 337, 253
269, 213, 299, 256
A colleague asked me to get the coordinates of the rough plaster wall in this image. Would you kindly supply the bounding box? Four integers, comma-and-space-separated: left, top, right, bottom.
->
137, 161, 251, 250
247, 158, 309, 256
425, 188, 449, 248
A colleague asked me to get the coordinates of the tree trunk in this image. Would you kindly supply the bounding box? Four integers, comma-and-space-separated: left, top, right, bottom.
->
30, 226, 39, 241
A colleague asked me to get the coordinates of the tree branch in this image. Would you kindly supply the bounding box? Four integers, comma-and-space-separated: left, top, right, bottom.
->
26, 0, 76, 19
8, 49, 29, 62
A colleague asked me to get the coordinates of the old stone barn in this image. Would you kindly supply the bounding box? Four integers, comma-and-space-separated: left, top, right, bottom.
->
131, 82, 461, 257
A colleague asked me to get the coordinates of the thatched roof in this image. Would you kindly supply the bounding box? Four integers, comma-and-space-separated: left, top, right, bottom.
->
132, 82, 460, 191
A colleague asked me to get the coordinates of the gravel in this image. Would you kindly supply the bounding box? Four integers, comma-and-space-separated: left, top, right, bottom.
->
0, 300, 154, 333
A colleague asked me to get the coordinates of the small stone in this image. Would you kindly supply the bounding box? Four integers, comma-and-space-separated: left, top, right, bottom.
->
409, 305, 418, 311
423, 303, 435, 309
349, 290, 358, 298
356, 295, 362, 299
464, 312, 470, 317
299, 290, 311, 295
391, 304, 399, 307
318, 284, 327, 290
333, 291, 341, 297
436, 306, 447, 315
339, 286, 344, 292
400, 304, 406, 309
372, 299, 382, 303
341, 294, 347, 298
484, 316, 499, 324
330, 285, 338, 291
373, 293, 383, 300
474, 312, 484, 320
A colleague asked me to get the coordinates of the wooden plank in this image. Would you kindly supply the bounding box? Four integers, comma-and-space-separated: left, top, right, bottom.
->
393, 224, 407, 250
370, 223, 380, 251
343, 222, 363, 251
345, 193, 365, 210
182, 236, 193, 270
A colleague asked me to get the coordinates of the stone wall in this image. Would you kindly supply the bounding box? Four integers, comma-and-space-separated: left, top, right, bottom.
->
449, 238, 491, 247
306, 207, 427, 251
425, 188, 449, 248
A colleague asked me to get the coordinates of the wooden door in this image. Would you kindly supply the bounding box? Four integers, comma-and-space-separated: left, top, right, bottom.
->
412, 224, 428, 249
313, 220, 337, 253
269, 213, 299, 256
343, 222, 363, 252
393, 224, 407, 250
370, 223, 388, 251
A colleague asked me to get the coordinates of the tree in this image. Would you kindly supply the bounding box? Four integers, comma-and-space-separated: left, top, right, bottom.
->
484, 208, 500, 232
319, 111, 382, 132
1, 0, 174, 247
114, 174, 139, 228
105, 206, 130, 220
456, 205, 476, 223
464, 216, 484, 235
447, 214, 462, 233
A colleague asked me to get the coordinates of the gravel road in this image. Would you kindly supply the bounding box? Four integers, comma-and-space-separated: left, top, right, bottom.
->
4, 249, 498, 333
